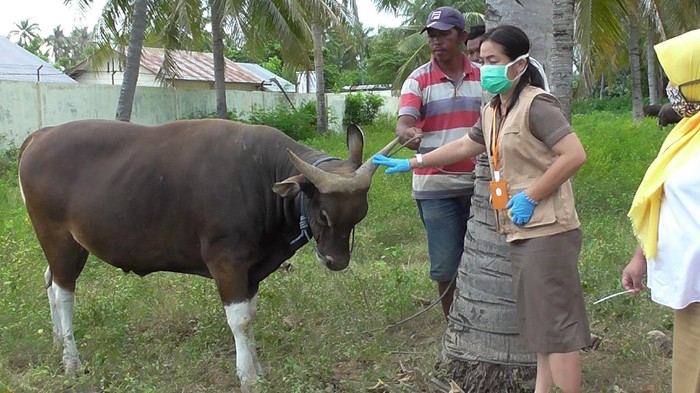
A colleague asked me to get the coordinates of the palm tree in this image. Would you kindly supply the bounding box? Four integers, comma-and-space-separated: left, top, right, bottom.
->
575, 0, 700, 107
115, 0, 149, 122
627, 5, 644, 121
443, 0, 556, 389
307, 1, 358, 134
310, 22, 329, 133
210, 0, 228, 119
551, 0, 575, 122
9, 19, 40, 47
45, 27, 70, 63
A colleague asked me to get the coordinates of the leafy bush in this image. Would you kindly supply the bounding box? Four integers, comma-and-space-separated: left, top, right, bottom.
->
247, 101, 317, 141
344, 92, 385, 126
572, 95, 632, 114
182, 110, 240, 121
183, 102, 317, 141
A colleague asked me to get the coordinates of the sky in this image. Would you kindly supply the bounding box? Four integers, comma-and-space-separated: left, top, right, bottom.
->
0, 0, 402, 38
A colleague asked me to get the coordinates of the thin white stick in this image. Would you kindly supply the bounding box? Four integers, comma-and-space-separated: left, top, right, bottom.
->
593, 289, 635, 305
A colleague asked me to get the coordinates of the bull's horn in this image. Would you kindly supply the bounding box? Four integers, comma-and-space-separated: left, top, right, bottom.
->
287, 137, 399, 194
353, 137, 400, 186
287, 150, 343, 193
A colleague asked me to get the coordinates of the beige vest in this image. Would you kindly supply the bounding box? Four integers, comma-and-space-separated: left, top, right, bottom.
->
483, 86, 580, 242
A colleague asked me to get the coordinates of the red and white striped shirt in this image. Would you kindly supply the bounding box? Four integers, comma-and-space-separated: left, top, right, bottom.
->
398, 53, 481, 199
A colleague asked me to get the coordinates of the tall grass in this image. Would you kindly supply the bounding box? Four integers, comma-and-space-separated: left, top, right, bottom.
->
0, 112, 674, 392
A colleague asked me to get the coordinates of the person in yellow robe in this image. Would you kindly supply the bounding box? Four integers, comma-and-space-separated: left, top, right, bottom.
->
623, 28, 700, 393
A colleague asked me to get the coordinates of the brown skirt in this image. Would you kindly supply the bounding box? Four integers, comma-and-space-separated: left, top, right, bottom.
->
509, 227, 592, 353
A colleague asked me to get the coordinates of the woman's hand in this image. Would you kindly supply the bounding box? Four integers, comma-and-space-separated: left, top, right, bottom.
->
622, 247, 647, 293
506, 191, 537, 225
372, 155, 411, 174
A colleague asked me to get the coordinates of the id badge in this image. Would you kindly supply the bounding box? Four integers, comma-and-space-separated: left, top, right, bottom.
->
489, 179, 509, 210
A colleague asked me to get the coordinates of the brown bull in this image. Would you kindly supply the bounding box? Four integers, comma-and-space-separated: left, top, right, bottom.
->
18, 119, 397, 392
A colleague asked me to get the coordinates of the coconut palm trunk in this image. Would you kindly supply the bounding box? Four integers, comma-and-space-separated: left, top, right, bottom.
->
628, 13, 644, 121
115, 0, 148, 122
646, 26, 659, 105
443, 155, 537, 390
551, 0, 575, 122
311, 22, 328, 135
443, 0, 558, 389
210, 0, 228, 119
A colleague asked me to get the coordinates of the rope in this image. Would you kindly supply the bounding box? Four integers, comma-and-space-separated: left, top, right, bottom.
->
362, 271, 458, 334
386, 135, 472, 175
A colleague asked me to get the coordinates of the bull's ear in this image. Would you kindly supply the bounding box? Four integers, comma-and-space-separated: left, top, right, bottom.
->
346, 124, 365, 167
272, 174, 309, 198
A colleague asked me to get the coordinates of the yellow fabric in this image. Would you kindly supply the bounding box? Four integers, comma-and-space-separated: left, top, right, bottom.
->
628, 29, 700, 258
654, 29, 700, 100
628, 112, 700, 258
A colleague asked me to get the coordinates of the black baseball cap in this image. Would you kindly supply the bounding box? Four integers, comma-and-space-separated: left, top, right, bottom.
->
421, 7, 466, 33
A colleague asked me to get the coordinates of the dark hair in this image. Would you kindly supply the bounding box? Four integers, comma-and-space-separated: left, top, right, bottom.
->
466, 24, 485, 40
482, 25, 546, 112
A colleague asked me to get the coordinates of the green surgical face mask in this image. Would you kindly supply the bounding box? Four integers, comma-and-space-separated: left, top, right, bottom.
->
480, 54, 529, 94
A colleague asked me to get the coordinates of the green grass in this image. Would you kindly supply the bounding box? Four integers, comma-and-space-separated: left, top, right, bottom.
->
0, 112, 674, 392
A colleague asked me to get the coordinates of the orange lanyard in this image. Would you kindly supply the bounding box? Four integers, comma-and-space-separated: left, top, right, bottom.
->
490, 106, 508, 179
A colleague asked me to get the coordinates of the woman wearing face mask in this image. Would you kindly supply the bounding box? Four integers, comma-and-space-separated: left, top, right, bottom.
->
623, 29, 700, 393
373, 24, 590, 393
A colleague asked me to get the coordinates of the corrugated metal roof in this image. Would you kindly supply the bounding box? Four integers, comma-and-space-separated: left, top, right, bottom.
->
237, 63, 295, 92
0, 36, 77, 83
140, 48, 261, 84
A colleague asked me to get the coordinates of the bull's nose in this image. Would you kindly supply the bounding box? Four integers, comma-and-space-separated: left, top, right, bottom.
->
317, 253, 349, 271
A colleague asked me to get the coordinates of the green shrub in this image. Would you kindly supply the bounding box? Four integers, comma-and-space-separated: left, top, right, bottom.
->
572, 95, 632, 114
182, 110, 240, 121
344, 92, 384, 126
247, 101, 317, 141
183, 102, 317, 141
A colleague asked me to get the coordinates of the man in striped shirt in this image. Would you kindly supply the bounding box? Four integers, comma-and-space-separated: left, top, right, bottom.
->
396, 6, 481, 319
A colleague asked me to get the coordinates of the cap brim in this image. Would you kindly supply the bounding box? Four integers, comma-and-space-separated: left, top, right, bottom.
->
420, 21, 456, 33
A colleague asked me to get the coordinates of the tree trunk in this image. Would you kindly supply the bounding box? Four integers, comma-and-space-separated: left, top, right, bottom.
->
311, 22, 328, 134
550, 0, 575, 122
646, 26, 659, 105
442, 154, 536, 391
439, 1, 556, 389
210, 0, 228, 119
628, 16, 644, 121
115, 0, 148, 122
484, 0, 552, 79
599, 75, 605, 100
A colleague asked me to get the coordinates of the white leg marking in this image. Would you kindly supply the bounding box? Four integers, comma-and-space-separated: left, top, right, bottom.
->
44, 268, 63, 346
248, 296, 262, 374
224, 300, 260, 391
54, 283, 82, 373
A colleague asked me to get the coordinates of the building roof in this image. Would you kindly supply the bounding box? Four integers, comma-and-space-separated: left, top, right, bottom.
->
237, 63, 295, 92
0, 36, 76, 84
140, 48, 261, 85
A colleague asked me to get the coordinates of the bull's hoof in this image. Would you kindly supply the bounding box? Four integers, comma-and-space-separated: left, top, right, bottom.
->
239, 382, 257, 393
63, 356, 82, 375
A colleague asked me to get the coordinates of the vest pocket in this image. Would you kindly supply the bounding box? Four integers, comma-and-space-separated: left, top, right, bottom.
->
508, 182, 557, 228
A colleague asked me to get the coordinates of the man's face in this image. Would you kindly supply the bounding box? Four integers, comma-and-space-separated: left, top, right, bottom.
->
466, 37, 483, 64
427, 28, 466, 63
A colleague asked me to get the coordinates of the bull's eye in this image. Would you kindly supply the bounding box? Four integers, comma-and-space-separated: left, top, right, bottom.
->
319, 209, 333, 228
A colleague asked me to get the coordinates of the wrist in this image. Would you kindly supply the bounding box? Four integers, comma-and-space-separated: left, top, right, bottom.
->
523, 190, 538, 205
415, 153, 424, 169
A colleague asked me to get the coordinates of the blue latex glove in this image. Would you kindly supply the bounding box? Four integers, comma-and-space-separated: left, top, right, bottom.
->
372, 154, 411, 174
506, 191, 537, 225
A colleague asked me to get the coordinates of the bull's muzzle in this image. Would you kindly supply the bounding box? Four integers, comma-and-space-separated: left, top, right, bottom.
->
316, 252, 349, 271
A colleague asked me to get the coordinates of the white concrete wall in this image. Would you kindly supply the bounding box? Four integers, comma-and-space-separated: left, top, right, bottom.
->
0, 80, 399, 149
